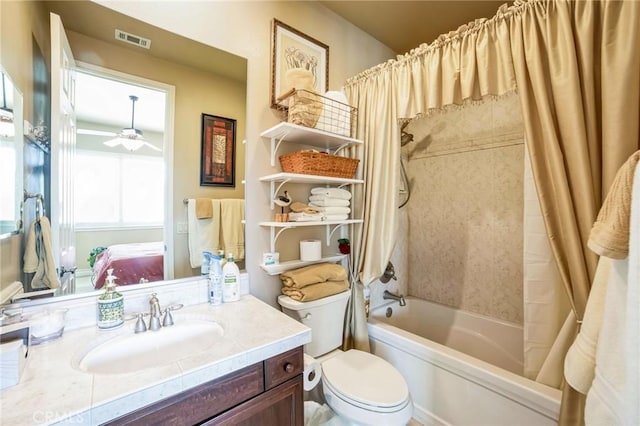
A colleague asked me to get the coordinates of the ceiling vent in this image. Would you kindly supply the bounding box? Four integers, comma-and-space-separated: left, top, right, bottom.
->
115, 29, 151, 49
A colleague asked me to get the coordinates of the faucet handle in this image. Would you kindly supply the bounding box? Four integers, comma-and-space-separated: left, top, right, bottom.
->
134, 313, 148, 333
162, 309, 174, 327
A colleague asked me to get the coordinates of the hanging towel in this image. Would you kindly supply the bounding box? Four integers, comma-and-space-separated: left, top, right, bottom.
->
195, 198, 214, 219
564, 256, 612, 394
308, 204, 351, 215
588, 150, 640, 259
280, 263, 348, 289
220, 199, 245, 261
282, 280, 349, 302
308, 195, 350, 207
584, 160, 640, 426
23, 216, 61, 289
310, 187, 352, 200
187, 199, 221, 268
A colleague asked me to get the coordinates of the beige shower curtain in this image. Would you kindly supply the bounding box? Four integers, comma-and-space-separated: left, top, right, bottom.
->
343, 0, 640, 424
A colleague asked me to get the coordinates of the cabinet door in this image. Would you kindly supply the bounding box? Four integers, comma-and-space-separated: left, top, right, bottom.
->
204, 376, 303, 426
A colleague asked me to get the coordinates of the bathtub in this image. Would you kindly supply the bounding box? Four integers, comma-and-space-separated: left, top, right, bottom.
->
368, 297, 561, 426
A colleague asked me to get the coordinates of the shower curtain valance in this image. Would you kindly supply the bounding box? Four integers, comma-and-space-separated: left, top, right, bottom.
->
346, 2, 525, 119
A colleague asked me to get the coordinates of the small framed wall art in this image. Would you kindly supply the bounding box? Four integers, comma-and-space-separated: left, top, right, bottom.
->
271, 18, 329, 108
200, 113, 236, 187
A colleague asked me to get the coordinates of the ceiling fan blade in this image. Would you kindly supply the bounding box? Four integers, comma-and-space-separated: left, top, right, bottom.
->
77, 128, 118, 137
142, 141, 162, 152
103, 138, 122, 147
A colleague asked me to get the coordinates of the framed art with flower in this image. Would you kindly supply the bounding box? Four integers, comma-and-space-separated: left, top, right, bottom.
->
271, 19, 329, 108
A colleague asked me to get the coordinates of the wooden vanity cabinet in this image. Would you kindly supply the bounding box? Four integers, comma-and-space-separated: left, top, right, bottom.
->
105, 346, 304, 426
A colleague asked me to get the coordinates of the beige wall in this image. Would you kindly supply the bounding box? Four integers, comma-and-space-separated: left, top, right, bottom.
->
404, 94, 525, 324
0, 1, 395, 305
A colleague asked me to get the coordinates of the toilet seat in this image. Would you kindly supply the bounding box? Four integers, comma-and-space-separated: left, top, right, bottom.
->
321, 350, 410, 411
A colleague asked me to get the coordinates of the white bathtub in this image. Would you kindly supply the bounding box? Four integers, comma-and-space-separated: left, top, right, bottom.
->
368, 297, 561, 426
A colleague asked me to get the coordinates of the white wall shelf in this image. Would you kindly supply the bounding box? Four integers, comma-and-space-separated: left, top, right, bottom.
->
259, 172, 363, 209
260, 219, 363, 252
260, 254, 347, 275
261, 122, 363, 166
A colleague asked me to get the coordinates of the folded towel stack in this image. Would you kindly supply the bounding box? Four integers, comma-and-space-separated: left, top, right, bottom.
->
280, 263, 349, 301
305, 187, 352, 222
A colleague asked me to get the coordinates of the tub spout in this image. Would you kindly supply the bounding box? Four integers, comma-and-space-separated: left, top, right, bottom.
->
383, 290, 406, 307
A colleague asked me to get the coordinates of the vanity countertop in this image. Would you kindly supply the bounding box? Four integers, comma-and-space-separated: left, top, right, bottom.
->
0, 295, 311, 425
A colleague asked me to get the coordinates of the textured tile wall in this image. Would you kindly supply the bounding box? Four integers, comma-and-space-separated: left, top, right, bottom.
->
401, 94, 525, 324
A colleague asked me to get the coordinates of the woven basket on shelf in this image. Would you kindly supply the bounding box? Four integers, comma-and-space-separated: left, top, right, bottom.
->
279, 151, 359, 179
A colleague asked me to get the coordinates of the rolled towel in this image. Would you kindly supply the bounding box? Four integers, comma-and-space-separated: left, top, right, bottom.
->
282, 279, 349, 302
308, 204, 351, 214
280, 263, 348, 288
288, 212, 323, 222
290, 202, 320, 214
310, 187, 352, 200
308, 196, 350, 207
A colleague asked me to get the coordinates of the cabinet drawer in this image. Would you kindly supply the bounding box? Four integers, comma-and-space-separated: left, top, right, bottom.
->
264, 346, 303, 390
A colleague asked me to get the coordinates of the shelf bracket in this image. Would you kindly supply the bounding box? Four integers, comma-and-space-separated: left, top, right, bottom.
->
269, 179, 291, 210
271, 226, 293, 253
326, 223, 347, 246
270, 131, 290, 166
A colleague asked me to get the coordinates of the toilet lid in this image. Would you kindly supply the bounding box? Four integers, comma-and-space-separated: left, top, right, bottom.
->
321, 350, 409, 409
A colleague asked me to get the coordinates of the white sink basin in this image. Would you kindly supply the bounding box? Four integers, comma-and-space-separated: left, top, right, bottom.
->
74, 316, 224, 375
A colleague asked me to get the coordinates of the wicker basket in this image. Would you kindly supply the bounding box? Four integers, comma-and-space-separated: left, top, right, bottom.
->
279, 151, 359, 179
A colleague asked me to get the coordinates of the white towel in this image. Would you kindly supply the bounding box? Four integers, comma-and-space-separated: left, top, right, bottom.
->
308, 204, 351, 215
313, 90, 351, 137
187, 199, 221, 268
322, 214, 349, 221
289, 212, 323, 222
310, 187, 352, 200
585, 163, 640, 426
23, 216, 61, 289
564, 256, 612, 394
308, 195, 350, 207
623, 163, 640, 424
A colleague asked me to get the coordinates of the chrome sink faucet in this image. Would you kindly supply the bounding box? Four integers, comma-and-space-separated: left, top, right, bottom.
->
383, 290, 406, 307
148, 293, 162, 331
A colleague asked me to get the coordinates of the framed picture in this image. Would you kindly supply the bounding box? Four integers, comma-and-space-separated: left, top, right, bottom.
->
271, 19, 329, 108
200, 114, 236, 187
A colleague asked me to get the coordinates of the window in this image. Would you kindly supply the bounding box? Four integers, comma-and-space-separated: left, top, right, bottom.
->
0, 143, 16, 223
74, 150, 164, 228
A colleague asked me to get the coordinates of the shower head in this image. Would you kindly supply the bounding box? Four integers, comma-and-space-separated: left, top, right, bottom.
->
400, 121, 414, 147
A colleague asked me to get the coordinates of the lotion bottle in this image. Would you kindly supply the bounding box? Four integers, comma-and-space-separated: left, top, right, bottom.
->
222, 253, 240, 302
97, 268, 124, 329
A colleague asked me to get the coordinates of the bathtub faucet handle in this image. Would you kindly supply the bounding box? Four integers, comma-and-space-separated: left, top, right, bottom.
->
383, 290, 406, 307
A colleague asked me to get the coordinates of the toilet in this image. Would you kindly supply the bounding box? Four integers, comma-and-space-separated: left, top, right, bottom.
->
278, 290, 413, 425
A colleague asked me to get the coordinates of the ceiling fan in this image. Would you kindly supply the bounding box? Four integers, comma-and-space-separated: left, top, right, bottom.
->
77, 95, 161, 152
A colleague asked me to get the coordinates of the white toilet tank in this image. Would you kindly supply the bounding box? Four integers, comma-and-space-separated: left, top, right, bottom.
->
277, 290, 350, 357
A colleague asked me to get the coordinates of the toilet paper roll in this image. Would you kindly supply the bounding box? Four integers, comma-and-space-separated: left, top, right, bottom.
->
303, 353, 321, 391
300, 239, 321, 261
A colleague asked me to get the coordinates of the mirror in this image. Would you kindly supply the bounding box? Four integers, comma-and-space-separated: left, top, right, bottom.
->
0, 70, 24, 237
0, 1, 246, 304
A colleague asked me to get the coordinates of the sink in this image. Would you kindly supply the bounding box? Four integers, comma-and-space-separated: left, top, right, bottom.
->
73, 315, 224, 375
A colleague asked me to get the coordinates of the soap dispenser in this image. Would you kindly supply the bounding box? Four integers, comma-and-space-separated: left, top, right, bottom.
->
97, 268, 124, 330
